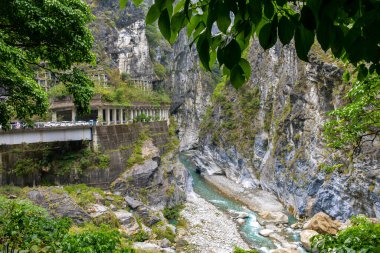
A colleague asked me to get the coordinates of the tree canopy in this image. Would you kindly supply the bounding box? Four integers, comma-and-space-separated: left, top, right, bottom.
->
0, 0, 95, 129
141, 0, 380, 88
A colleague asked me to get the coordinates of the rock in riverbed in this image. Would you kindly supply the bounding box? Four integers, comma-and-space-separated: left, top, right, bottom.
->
303, 212, 341, 234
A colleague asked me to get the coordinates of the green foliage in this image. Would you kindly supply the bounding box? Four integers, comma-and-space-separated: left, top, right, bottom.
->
129, 230, 149, 242
139, 0, 380, 88
324, 73, 380, 154
13, 158, 40, 177
127, 127, 150, 168
94, 81, 171, 106
0, 195, 72, 252
93, 212, 120, 229
98, 154, 111, 169
47, 83, 70, 99
311, 215, 380, 252
153, 62, 168, 79
151, 223, 175, 242
163, 116, 180, 156
163, 204, 184, 221
233, 247, 259, 253
0, 0, 95, 128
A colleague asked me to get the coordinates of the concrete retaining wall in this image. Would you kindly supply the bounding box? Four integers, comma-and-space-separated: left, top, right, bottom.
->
0, 122, 169, 187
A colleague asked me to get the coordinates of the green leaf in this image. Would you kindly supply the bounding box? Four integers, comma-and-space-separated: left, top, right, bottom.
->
120, 0, 128, 9
278, 16, 294, 45
196, 33, 211, 71
230, 64, 245, 89
294, 25, 314, 61
146, 4, 161, 24
259, 22, 277, 50
239, 58, 251, 80
174, 0, 185, 12
217, 6, 231, 33
248, 0, 262, 25
222, 39, 241, 69
316, 18, 332, 51
300, 6, 316, 30
131, 0, 143, 6
158, 9, 171, 41
264, 1, 274, 19
187, 14, 202, 37
171, 11, 187, 34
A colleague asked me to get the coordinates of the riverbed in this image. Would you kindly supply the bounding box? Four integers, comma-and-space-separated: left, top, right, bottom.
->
179, 153, 306, 252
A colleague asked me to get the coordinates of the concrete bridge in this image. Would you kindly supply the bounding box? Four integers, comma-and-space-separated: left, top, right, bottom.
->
0, 126, 92, 145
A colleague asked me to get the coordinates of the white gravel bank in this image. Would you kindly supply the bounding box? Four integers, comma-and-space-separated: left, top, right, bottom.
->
177, 192, 250, 253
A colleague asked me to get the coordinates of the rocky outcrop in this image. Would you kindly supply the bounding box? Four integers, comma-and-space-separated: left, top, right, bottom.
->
112, 152, 188, 209
193, 40, 380, 221
303, 212, 341, 234
27, 188, 90, 223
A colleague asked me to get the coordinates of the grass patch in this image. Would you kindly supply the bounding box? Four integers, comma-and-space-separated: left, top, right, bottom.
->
63, 184, 125, 208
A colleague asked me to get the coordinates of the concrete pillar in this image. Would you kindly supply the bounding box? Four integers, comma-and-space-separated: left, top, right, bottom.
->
112, 109, 117, 124
97, 108, 102, 123
71, 109, 76, 122
120, 108, 123, 124
130, 110, 133, 121
106, 108, 110, 125
52, 111, 57, 122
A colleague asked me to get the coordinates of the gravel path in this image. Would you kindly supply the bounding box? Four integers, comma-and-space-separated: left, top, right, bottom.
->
177, 192, 250, 253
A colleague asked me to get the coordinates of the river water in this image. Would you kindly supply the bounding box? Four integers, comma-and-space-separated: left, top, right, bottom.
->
179, 153, 305, 252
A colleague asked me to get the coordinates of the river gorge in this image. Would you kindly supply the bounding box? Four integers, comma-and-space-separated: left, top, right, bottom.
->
0, 0, 379, 252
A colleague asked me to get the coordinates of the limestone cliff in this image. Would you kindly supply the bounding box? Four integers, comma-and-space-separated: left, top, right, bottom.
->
193, 41, 380, 221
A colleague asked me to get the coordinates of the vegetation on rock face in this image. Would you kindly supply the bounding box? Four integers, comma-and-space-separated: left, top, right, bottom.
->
94, 71, 171, 106
199, 78, 261, 155
0, 0, 95, 129
126, 127, 150, 168
63, 184, 125, 209
311, 215, 380, 252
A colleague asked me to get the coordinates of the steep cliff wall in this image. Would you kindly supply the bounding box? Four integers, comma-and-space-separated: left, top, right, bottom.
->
194, 41, 380, 221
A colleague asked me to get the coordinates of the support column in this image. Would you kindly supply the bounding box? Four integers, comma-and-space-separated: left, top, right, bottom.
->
130, 110, 133, 122
112, 109, 117, 124
106, 108, 110, 125
97, 108, 102, 123
71, 109, 76, 122
120, 108, 123, 124
52, 111, 57, 122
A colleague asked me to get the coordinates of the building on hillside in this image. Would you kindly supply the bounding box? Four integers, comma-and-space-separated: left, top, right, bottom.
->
49, 95, 170, 125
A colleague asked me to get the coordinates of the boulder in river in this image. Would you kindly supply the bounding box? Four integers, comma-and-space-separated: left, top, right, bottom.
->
300, 229, 319, 251
258, 211, 288, 225
303, 212, 341, 234
259, 229, 274, 237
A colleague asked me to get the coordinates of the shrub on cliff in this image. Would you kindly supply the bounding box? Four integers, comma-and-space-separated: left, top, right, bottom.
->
311, 215, 380, 252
